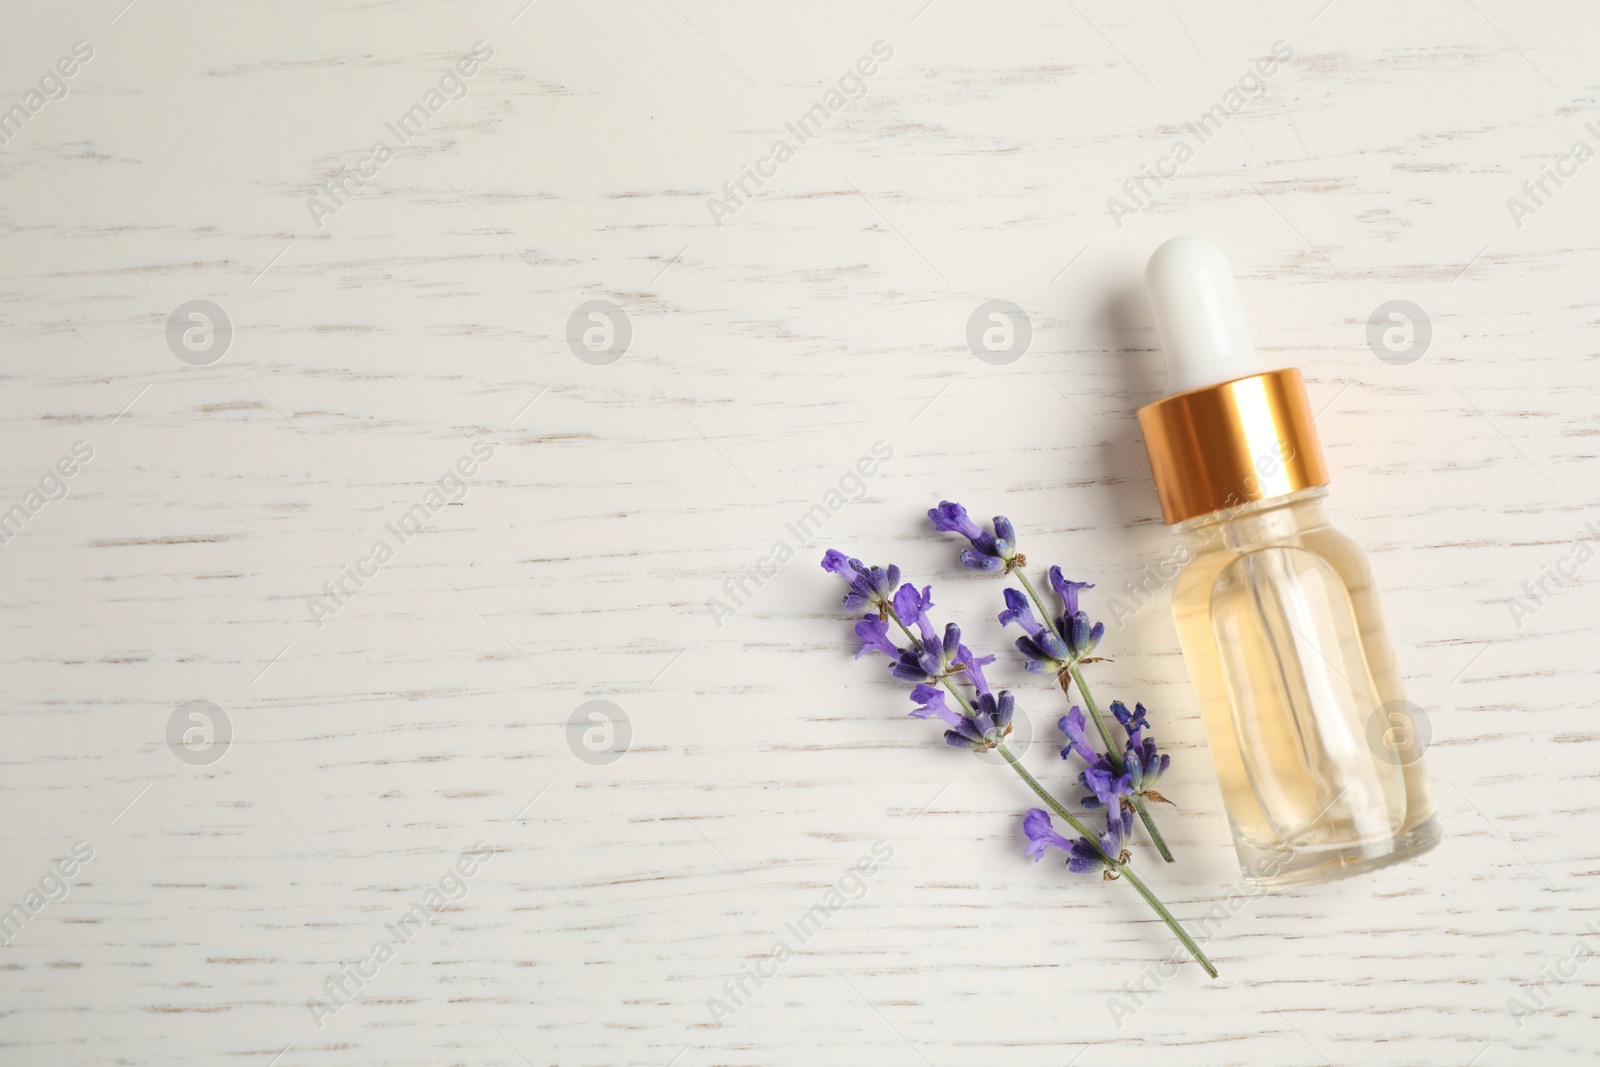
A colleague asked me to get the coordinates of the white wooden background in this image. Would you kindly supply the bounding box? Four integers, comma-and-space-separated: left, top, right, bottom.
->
3, 1, 1597, 1064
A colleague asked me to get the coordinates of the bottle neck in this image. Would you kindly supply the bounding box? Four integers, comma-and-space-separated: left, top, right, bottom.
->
1175, 486, 1328, 553
1136, 368, 1330, 525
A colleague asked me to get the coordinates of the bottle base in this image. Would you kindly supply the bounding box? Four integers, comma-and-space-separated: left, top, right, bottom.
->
1239, 814, 1442, 890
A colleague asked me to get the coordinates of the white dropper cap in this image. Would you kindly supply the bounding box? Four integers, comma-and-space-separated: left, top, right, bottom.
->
1144, 236, 1265, 395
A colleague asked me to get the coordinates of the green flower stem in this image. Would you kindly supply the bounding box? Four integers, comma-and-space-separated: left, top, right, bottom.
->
1115, 861, 1217, 979
1015, 571, 1119, 754
887, 609, 980, 718
1014, 571, 1176, 864
1067, 658, 1176, 864
1062, 658, 1120, 764
882, 604, 1212, 977
998, 740, 1096, 840
1003, 743, 1215, 978
1128, 794, 1173, 865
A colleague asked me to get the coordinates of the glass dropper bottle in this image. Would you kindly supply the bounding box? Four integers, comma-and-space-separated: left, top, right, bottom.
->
1136, 235, 1440, 888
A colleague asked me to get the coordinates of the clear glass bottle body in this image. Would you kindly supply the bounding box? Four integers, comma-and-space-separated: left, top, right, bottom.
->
1170, 488, 1439, 888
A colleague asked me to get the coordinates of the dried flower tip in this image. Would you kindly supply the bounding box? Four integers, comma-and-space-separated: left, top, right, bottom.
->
928, 500, 1021, 573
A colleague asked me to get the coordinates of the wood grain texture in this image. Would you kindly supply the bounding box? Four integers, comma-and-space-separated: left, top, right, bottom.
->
2, 1, 1597, 1064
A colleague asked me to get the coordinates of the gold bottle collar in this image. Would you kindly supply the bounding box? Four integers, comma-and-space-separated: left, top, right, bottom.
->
1136, 368, 1329, 526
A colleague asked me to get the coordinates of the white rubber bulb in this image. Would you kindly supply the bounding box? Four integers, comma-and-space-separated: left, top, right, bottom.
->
1144, 236, 1265, 395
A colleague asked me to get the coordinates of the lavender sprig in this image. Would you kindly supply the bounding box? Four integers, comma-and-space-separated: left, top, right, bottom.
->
929, 501, 1176, 863
821, 551, 1217, 978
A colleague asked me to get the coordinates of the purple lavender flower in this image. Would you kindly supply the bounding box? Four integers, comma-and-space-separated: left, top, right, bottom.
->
1022, 808, 1074, 861
1022, 807, 1129, 876
1056, 706, 1098, 764
821, 540, 1211, 974
1044, 568, 1104, 660
879, 584, 945, 682
826, 557, 997, 695
890, 644, 947, 685
1048, 567, 1092, 618
952, 691, 1015, 751
885, 584, 987, 689
998, 588, 1071, 672
853, 615, 900, 660
995, 587, 1040, 634
1080, 763, 1134, 812
1073, 808, 1133, 875
820, 550, 900, 617
1066, 835, 1112, 874
910, 686, 1014, 752
908, 683, 961, 727
1062, 610, 1105, 660
928, 501, 1021, 573
1111, 700, 1150, 746
1059, 704, 1136, 810
1112, 701, 1171, 799
893, 582, 937, 645
960, 644, 997, 698
1125, 741, 1170, 797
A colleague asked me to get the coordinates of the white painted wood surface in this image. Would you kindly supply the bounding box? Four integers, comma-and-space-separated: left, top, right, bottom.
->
3, 1, 1597, 1064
